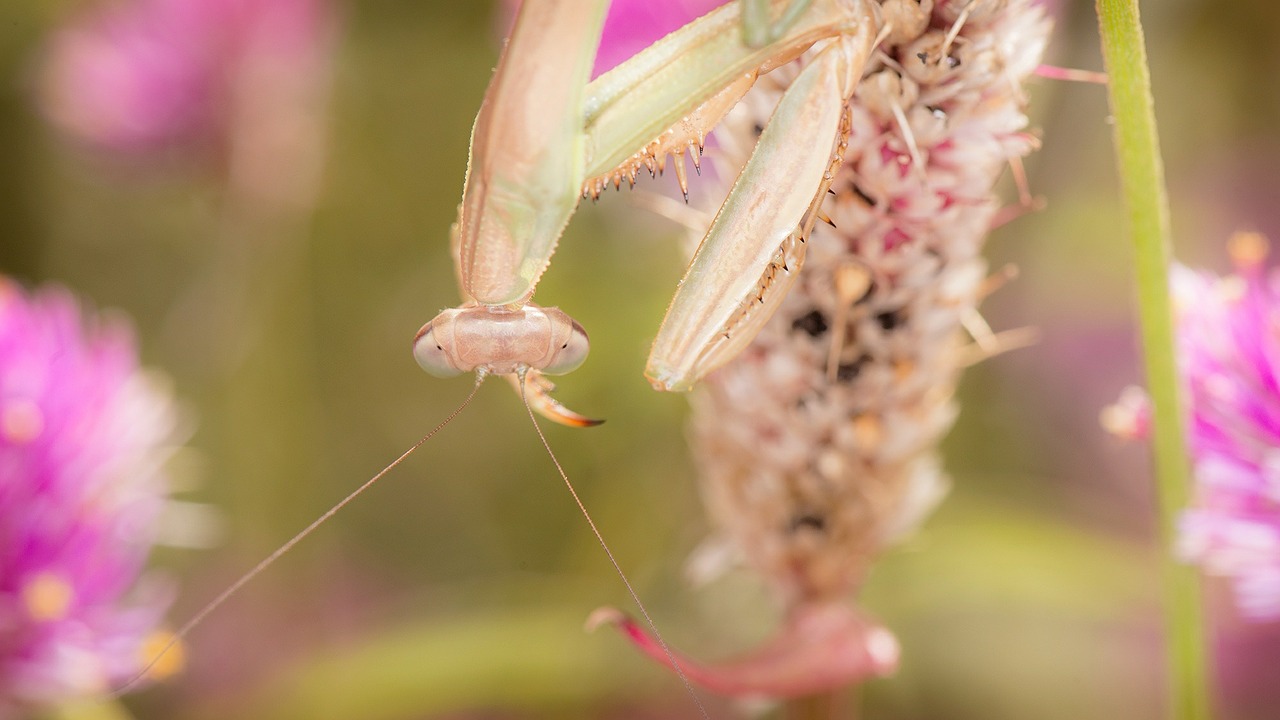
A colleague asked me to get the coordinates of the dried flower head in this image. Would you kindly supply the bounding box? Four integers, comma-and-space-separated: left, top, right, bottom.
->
1171, 232, 1280, 620
0, 278, 182, 711
691, 0, 1048, 607
594, 0, 1052, 699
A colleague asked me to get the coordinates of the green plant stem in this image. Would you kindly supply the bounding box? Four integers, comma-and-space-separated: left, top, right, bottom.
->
1094, 2, 1211, 719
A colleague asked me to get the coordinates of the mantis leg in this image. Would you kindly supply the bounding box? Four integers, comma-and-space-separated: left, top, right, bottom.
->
581, 0, 861, 186
455, 0, 869, 308
447, 1, 609, 426
459, 0, 855, 308
742, 0, 817, 48
454, 0, 609, 307
441, 0, 880, 423
645, 26, 877, 392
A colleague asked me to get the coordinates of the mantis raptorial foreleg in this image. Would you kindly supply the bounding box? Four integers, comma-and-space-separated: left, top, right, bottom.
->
454, 1, 605, 306
579, 0, 858, 186
414, 0, 608, 423
644, 23, 876, 391
416, 0, 887, 416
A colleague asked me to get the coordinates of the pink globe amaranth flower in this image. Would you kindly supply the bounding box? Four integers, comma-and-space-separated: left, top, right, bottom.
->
593, 0, 729, 77
39, 0, 335, 161
0, 278, 181, 709
1173, 232, 1280, 620
499, 0, 728, 78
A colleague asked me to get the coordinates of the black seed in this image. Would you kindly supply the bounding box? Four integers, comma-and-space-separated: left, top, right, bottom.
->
792, 310, 829, 337
852, 184, 876, 206
837, 356, 868, 382
790, 514, 826, 533
753, 122, 765, 137
877, 309, 906, 331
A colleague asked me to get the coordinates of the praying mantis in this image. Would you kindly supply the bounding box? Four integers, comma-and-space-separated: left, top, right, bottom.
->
123, 1, 994, 705
409, 0, 938, 413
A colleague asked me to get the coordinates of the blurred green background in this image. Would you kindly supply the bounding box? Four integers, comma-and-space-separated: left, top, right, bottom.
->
3, 0, 1279, 718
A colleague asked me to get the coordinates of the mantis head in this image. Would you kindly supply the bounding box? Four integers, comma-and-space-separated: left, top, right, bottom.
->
413, 304, 589, 378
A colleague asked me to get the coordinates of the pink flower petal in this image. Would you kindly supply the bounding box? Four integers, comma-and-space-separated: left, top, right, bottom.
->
593, 0, 729, 77
587, 601, 899, 699
1166, 233, 1280, 620
0, 278, 180, 705
500, 0, 730, 79
39, 0, 335, 159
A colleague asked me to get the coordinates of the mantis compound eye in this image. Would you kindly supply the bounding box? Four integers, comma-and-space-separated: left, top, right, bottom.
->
413, 323, 463, 378
541, 320, 589, 375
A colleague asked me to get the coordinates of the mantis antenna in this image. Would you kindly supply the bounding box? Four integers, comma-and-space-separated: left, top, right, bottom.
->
516, 370, 710, 720
109, 375, 486, 698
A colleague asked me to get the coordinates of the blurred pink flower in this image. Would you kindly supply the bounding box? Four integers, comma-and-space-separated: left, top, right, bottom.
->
1173, 232, 1280, 620
1101, 385, 1153, 442
0, 278, 181, 710
499, 0, 727, 78
592, 0, 728, 77
40, 0, 335, 172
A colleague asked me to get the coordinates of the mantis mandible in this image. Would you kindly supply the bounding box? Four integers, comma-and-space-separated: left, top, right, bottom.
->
413, 0, 901, 413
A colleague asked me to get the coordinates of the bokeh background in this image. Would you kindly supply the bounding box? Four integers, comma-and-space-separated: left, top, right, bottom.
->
2, 0, 1279, 718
